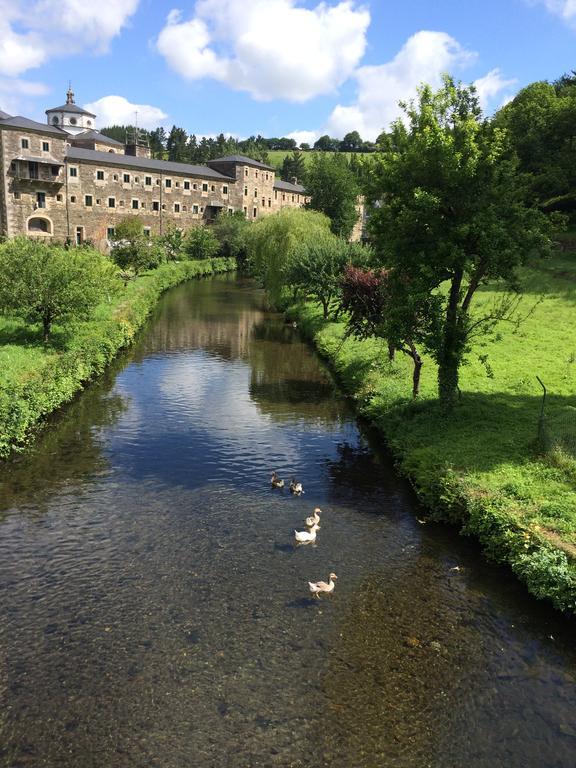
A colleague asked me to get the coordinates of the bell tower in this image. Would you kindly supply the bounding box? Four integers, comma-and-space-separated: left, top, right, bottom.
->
45, 85, 97, 135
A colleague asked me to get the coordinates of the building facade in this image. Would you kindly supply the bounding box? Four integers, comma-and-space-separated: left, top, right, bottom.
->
0, 91, 309, 250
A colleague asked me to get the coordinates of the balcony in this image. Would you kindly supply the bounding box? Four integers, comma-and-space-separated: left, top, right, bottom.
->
10, 157, 64, 185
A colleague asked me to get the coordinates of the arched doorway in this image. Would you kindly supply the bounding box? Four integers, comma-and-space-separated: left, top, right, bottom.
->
27, 217, 52, 235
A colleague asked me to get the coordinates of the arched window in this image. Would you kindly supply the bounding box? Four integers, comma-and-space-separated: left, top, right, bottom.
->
70, 117, 77, 126
28, 217, 51, 234
86, 120, 92, 127
52, 116, 59, 125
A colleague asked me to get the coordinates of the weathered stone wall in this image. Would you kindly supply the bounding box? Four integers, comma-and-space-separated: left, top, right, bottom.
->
0, 126, 309, 248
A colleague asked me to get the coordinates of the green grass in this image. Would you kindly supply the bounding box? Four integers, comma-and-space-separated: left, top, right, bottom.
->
0, 257, 236, 458
290, 250, 576, 612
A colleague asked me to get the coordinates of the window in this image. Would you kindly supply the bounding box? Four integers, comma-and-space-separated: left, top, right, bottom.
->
245, 168, 248, 177
253, 207, 257, 218
107, 227, 115, 239
175, 181, 180, 188
42, 141, 49, 152
192, 204, 199, 214
165, 179, 172, 188
228, 207, 234, 214
156, 179, 161, 185
141, 202, 146, 209
254, 188, 258, 198
255, 170, 259, 178
70, 117, 77, 126
56, 194, 62, 202
262, 198, 265, 207
274, 190, 278, 200
75, 226, 83, 244
152, 201, 160, 211
13, 191, 21, 199
292, 195, 295, 202
174, 203, 180, 213
184, 181, 190, 190
211, 185, 215, 192
244, 186, 248, 196
143, 228, 151, 238
193, 183, 197, 190
132, 199, 139, 210
223, 185, 228, 195
51, 166, 59, 176
96, 199, 101, 205
113, 174, 119, 181
268, 199, 271, 208
52, 116, 59, 125
96, 170, 104, 180
123, 173, 130, 183
265, 173, 269, 181
135, 177, 139, 183
85, 195, 93, 207
108, 197, 115, 208
200, 207, 204, 213
69, 167, 78, 177
202, 183, 208, 192
119, 201, 125, 207
182, 205, 187, 212
145, 176, 152, 186
243, 206, 247, 216
21, 138, 29, 149
282, 194, 286, 201
70, 195, 76, 203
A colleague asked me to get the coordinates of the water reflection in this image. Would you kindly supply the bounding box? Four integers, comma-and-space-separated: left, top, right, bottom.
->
0, 274, 575, 768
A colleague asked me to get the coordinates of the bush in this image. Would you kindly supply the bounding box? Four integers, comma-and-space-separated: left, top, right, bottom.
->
183, 226, 220, 260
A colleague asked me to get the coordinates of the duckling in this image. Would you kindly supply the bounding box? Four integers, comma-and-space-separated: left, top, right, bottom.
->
271, 471, 284, 489
294, 523, 319, 544
289, 478, 304, 495
308, 573, 337, 598
305, 507, 321, 528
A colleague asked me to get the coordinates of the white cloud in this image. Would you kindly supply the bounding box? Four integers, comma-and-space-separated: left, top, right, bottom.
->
0, 77, 49, 115
286, 129, 319, 146
156, 0, 370, 102
531, 0, 576, 24
83, 96, 168, 129
473, 68, 517, 113
0, 0, 139, 77
324, 30, 477, 140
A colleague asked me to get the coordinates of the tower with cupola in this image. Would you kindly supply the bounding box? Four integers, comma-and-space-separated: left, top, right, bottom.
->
45, 86, 96, 136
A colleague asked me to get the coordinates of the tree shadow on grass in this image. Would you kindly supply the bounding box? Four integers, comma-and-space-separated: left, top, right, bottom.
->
0, 323, 69, 351
385, 390, 576, 476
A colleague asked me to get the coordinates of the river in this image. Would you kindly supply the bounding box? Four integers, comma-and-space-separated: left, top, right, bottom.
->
0, 274, 574, 768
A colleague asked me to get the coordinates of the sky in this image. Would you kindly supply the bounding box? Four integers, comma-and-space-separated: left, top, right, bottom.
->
0, 0, 574, 142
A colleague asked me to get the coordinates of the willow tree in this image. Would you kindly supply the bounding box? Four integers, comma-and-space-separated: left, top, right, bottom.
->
248, 208, 333, 306
366, 76, 554, 411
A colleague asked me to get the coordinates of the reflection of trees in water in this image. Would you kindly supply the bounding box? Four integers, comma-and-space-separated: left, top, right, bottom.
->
248, 318, 347, 425
0, 368, 126, 514
132, 277, 267, 363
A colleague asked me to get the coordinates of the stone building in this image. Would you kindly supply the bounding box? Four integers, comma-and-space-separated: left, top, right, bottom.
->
0, 90, 309, 250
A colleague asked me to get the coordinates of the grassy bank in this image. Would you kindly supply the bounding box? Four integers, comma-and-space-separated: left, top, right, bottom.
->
0, 257, 235, 458
290, 251, 576, 613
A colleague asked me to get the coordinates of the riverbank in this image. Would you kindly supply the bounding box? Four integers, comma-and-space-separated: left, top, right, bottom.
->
289, 251, 576, 613
0, 257, 235, 458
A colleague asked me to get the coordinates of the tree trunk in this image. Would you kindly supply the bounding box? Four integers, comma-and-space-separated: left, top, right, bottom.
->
321, 297, 329, 319
438, 269, 464, 411
388, 341, 395, 361
42, 315, 51, 343
409, 342, 422, 399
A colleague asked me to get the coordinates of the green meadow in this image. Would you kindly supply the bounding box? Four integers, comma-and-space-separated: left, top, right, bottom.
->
291, 249, 576, 611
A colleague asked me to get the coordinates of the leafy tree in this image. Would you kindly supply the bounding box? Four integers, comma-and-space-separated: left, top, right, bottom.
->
305, 153, 359, 239
366, 76, 554, 410
289, 237, 358, 319
212, 212, 250, 265
0, 238, 118, 341
112, 216, 159, 275
340, 130, 364, 152
281, 150, 306, 183
300, 142, 311, 151
313, 135, 340, 152
183, 226, 220, 260
149, 127, 167, 159
157, 227, 186, 260
248, 208, 333, 305
167, 125, 189, 162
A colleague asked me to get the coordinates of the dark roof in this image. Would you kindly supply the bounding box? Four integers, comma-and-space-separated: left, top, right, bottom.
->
208, 154, 275, 171
65, 147, 236, 180
0, 115, 67, 137
45, 103, 96, 117
0, 109, 11, 119
273, 179, 307, 194
72, 130, 123, 146
14, 155, 64, 165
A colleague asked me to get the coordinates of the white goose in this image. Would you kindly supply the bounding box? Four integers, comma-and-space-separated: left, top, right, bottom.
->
308, 573, 337, 598
294, 523, 320, 544
305, 508, 321, 528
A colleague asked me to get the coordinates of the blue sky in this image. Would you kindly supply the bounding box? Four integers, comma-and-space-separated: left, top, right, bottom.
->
0, 0, 574, 142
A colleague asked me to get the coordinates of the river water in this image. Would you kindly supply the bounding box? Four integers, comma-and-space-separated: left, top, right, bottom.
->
0, 275, 574, 768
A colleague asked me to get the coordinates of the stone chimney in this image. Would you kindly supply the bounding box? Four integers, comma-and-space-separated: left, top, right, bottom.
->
125, 143, 151, 159
291, 176, 298, 185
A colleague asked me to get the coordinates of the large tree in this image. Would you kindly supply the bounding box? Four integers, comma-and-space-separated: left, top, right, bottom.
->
366, 76, 554, 410
305, 153, 359, 239
0, 239, 118, 341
